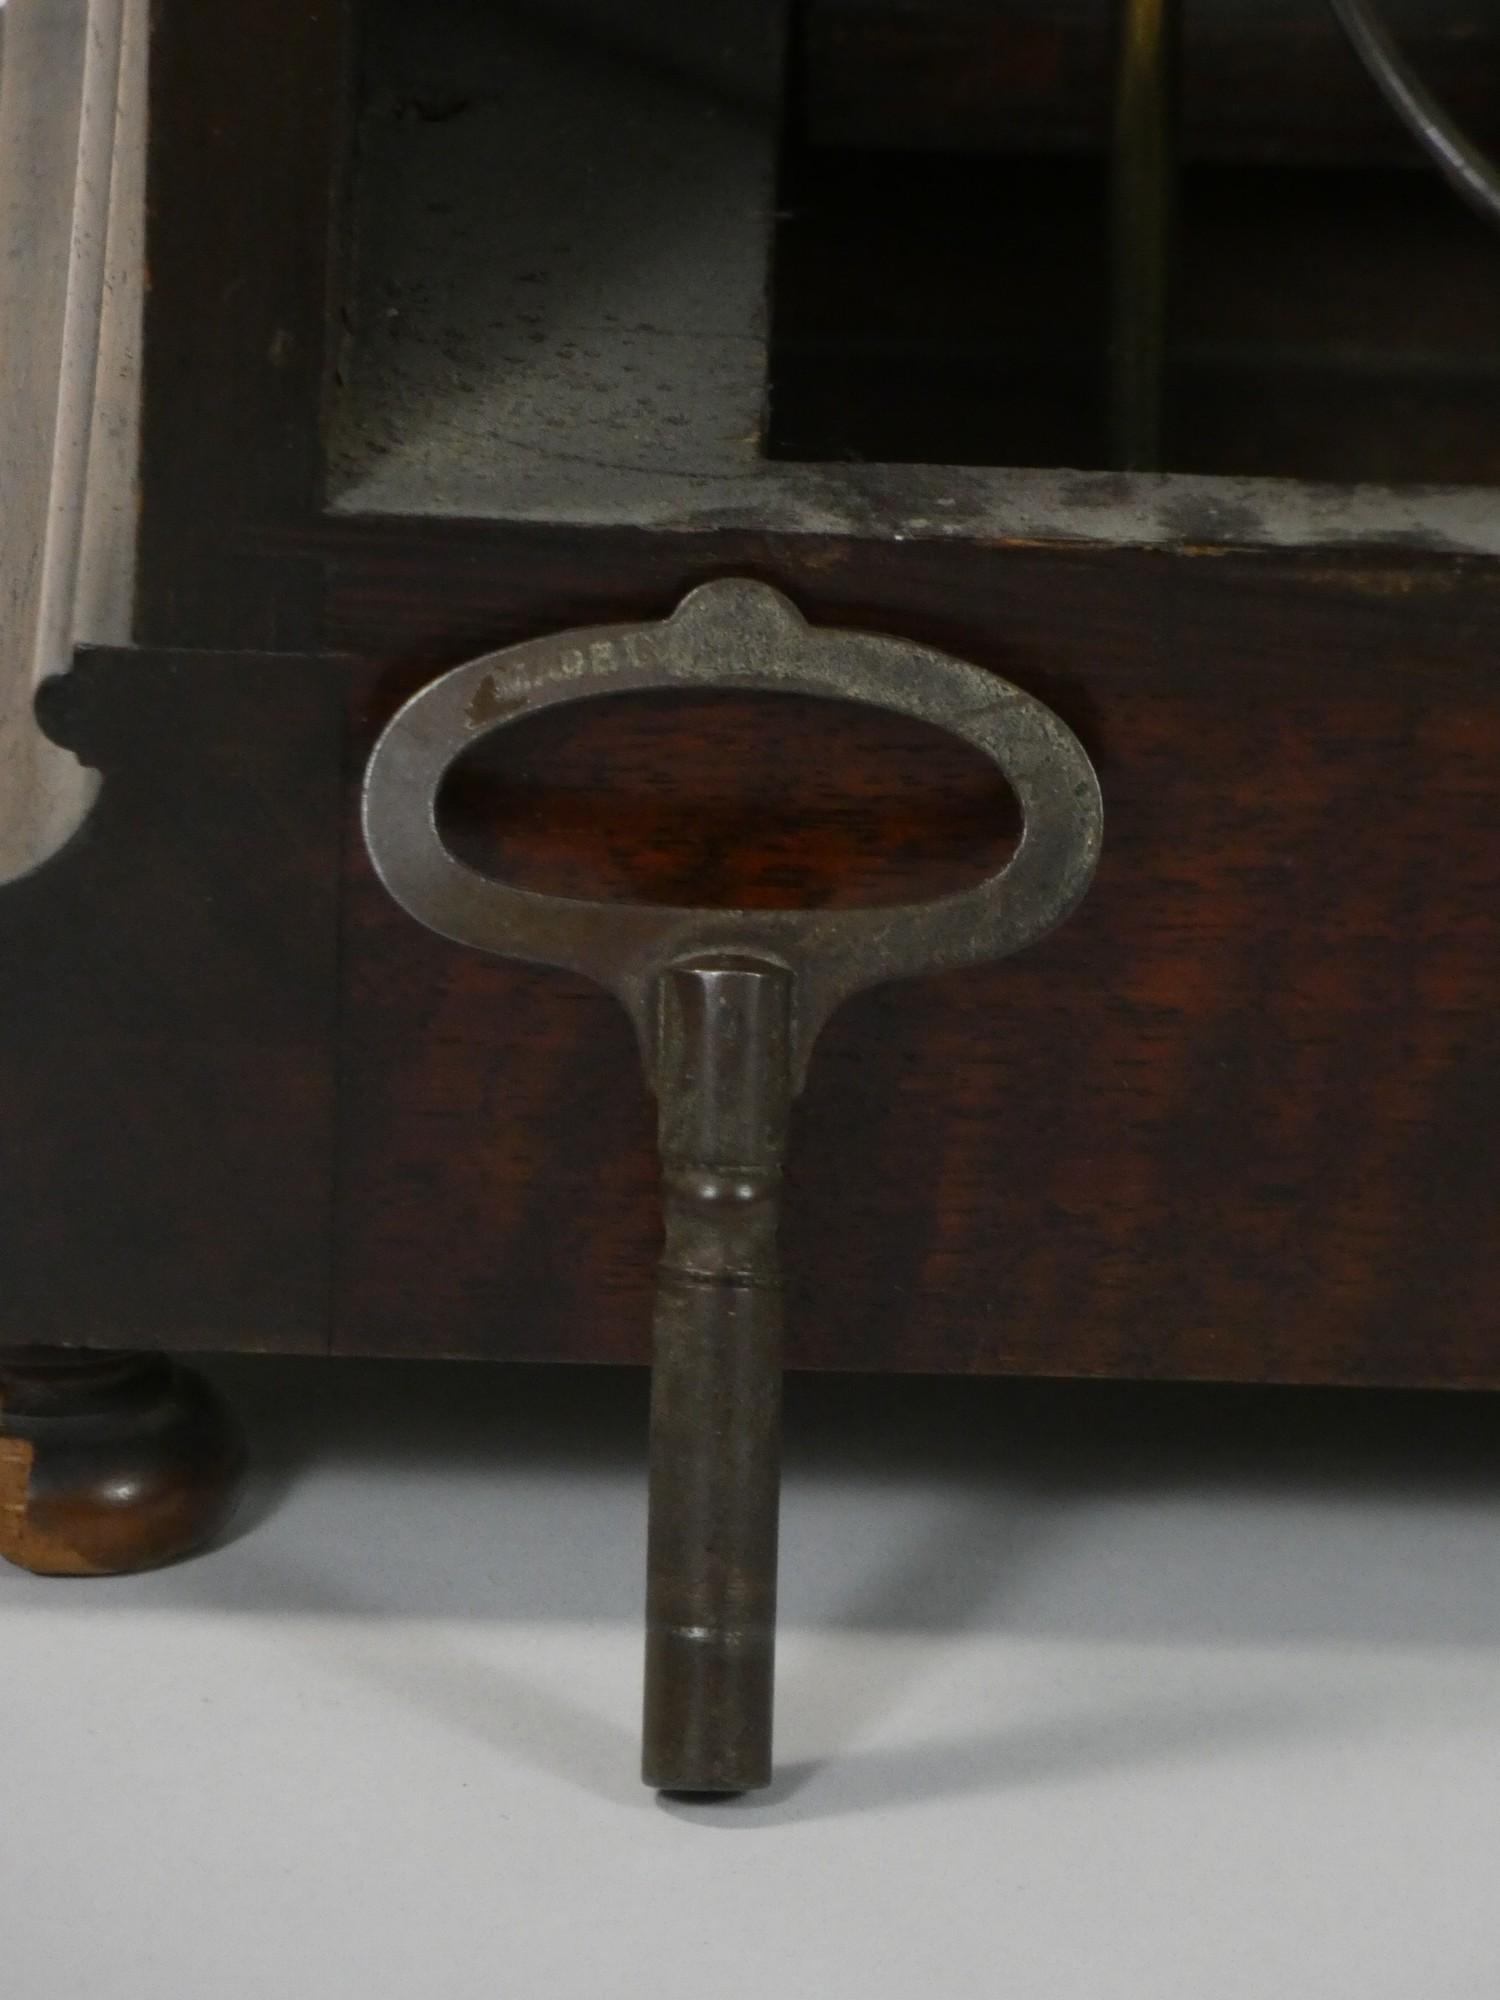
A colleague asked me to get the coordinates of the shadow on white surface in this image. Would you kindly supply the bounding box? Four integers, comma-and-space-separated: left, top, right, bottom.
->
665, 1686, 1361, 1827
186, 1354, 1500, 1631
77, 1355, 1489, 1827
7, 1356, 1500, 1998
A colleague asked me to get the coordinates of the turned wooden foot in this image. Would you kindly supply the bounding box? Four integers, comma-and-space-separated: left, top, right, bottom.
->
0, 1350, 245, 1575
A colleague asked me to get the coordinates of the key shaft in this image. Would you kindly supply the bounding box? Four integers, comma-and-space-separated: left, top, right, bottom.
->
643, 955, 794, 1792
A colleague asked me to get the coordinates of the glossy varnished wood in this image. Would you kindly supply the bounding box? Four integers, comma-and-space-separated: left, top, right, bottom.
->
436, 687, 1019, 910
10, 528, 1497, 1386
315, 524, 1500, 1384
0, 1350, 244, 1575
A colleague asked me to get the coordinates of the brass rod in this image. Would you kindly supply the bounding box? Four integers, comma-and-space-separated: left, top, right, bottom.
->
1109, 0, 1180, 471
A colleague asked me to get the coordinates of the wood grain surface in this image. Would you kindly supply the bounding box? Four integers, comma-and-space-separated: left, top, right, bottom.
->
7, 536, 1498, 1383
64, 0, 1500, 1385
318, 526, 1500, 1384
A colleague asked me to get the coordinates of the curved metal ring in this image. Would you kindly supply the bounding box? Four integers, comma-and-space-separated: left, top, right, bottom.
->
1329, 0, 1500, 230
362, 579, 1103, 1071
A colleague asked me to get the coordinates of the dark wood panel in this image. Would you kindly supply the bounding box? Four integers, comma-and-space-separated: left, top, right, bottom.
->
135, 0, 353, 648
437, 687, 1020, 909
804, 0, 1500, 166
323, 526, 1500, 1384
768, 155, 1500, 485
0, 650, 343, 1353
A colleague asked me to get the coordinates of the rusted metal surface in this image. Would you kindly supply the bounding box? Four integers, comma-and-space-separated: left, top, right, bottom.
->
644, 958, 791, 1790
363, 578, 1101, 1790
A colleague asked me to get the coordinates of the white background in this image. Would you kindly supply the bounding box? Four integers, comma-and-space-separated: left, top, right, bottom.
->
3, 1358, 1498, 1999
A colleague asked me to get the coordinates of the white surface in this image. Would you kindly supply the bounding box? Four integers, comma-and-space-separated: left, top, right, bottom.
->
3, 1361, 1499, 2000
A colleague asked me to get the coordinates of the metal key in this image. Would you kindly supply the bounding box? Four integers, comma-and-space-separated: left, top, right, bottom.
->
361, 579, 1103, 1794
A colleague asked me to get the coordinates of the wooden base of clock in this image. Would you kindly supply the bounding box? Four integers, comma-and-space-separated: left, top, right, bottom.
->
5, 0, 1500, 1430
6, 537, 1500, 1392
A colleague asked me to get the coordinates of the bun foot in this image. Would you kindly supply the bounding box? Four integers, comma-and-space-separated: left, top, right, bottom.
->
0, 1350, 245, 1575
